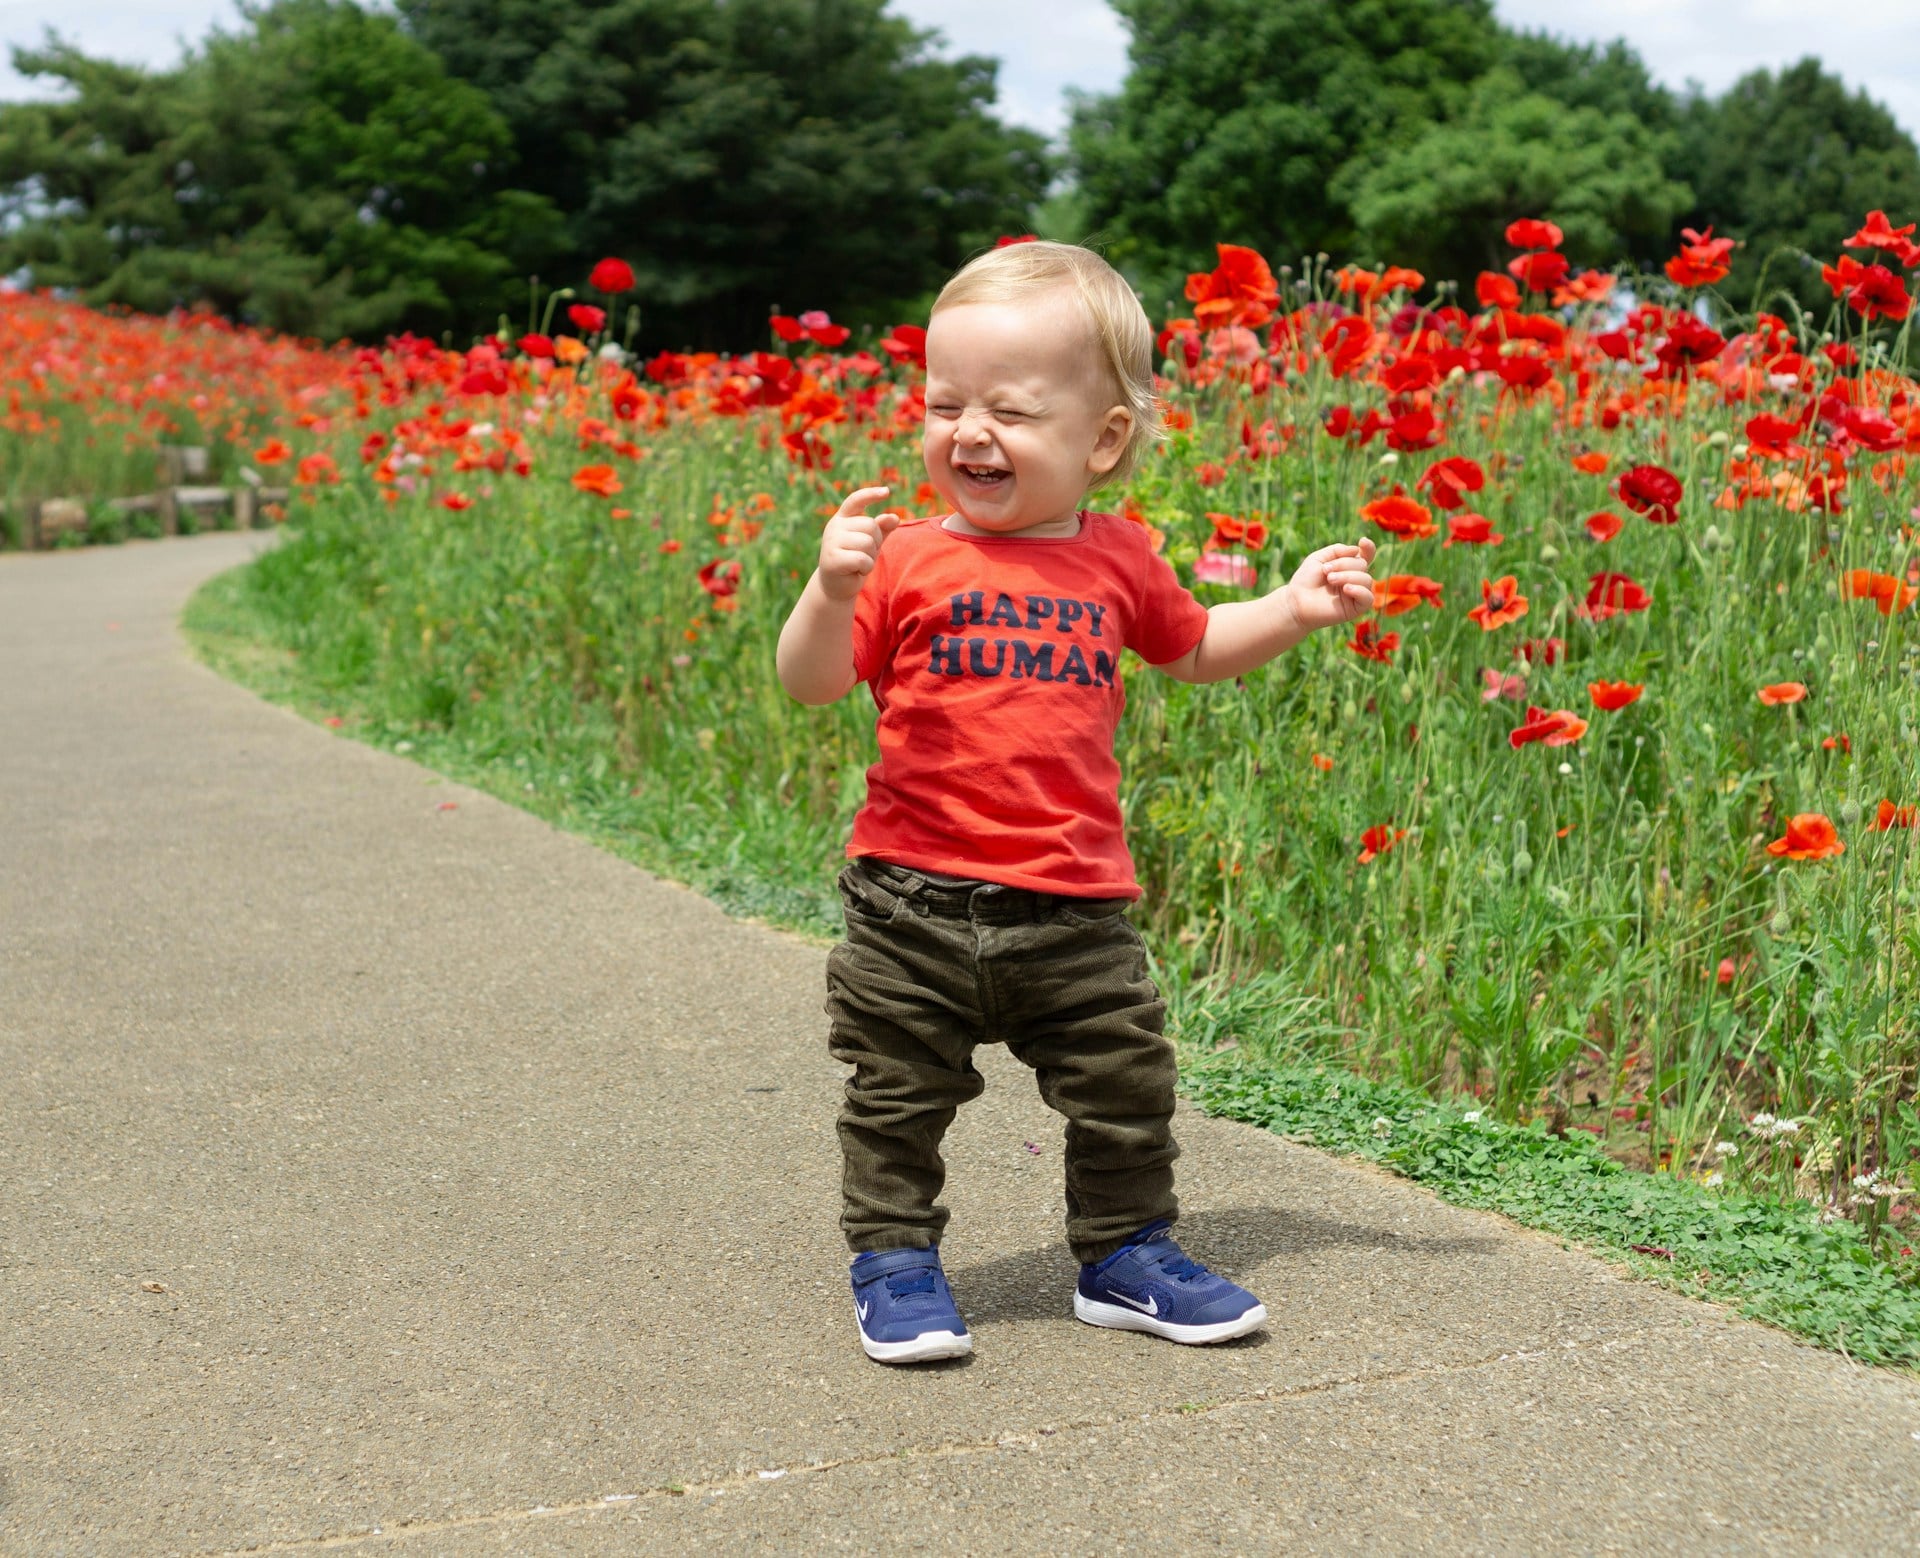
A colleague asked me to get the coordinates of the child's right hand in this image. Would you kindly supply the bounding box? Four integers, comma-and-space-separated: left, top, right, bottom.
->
817, 486, 901, 602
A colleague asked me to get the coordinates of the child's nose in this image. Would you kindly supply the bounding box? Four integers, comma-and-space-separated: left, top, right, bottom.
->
956, 409, 993, 443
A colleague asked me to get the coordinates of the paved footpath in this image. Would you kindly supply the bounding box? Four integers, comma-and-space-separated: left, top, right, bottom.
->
4, 531, 1920, 1555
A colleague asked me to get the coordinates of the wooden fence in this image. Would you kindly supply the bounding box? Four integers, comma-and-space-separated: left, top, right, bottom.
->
4, 446, 291, 551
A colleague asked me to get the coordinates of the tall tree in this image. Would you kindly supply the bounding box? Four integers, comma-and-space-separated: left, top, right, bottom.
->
1677, 59, 1920, 316
0, 0, 560, 340
1067, 0, 1505, 308
397, 0, 1053, 347
1349, 69, 1690, 284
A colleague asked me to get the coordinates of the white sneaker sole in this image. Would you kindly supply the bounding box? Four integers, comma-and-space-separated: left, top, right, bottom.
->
1074, 1292, 1268, 1345
859, 1327, 973, 1363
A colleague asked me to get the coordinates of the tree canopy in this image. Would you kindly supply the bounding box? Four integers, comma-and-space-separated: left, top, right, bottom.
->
1069, 2, 1920, 314
0, 0, 560, 340
5, 0, 1918, 343
395, 0, 1051, 346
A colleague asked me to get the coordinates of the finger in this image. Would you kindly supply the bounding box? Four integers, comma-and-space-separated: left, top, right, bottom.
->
835, 485, 892, 517
1357, 537, 1377, 560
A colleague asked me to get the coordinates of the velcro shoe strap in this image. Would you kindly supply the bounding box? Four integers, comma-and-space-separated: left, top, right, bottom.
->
852, 1247, 942, 1284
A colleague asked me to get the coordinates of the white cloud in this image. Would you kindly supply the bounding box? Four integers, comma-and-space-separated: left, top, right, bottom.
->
885, 0, 1127, 139
1492, 0, 1920, 140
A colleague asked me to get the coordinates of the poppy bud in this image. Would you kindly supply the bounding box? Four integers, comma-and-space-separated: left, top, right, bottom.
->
1701, 525, 1723, 552
1540, 544, 1559, 563
1840, 799, 1862, 825
1769, 910, 1792, 938
1512, 849, 1534, 879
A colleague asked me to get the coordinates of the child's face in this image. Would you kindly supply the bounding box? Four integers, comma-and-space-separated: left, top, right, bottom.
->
922, 289, 1132, 538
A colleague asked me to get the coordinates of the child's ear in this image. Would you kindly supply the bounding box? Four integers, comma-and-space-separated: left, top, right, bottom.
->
1086, 405, 1133, 477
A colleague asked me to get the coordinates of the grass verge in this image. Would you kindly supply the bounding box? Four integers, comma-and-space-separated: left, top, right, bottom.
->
182, 556, 1920, 1372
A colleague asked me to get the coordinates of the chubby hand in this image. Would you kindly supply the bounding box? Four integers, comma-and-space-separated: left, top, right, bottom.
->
816, 485, 902, 603
1284, 538, 1377, 632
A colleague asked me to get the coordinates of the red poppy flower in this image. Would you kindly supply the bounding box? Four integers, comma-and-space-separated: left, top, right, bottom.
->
589, 257, 636, 293
1554, 270, 1616, 307
1821, 255, 1912, 321
1766, 814, 1844, 861
1664, 227, 1737, 287
1360, 491, 1437, 540
1870, 800, 1917, 830
1571, 451, 1609, 475
1716, 957, 1737, 986
253, 437, 291, 465
1613, 464, 1683, 524
1348, 620, 1400, 662
517, 333, 556, 359
440, 492, 473, 511
1373, 574, 1444, 615
1842, 569, 1918, 615
1846, 210, 1918, 256
1311, 753, 1335, 772
1416, 456, 1486, 511
572, 464, 622, 497
1515, 636, 1567, 666
1358, 824, 1407, 864
1508, 250, 1571, 293
1506, 218, 1564, 250
1475, 272, 1520, 310
1757, 682, 1808, 705
1653, 315, 1726, 375
1185, 243, 1281, 329
1444, 512, 1504, 547
1385, 406, 1443, 451
1581, 572, 1652, 620
1510, 705, 1588, 749
1584, 512, 1624, 543
1822, 733, 1851, 754
567, 304, 607, 333
1206, 512, 1270, 551
698, 558, 742, 599
879, 324, 928, 368
1589, 680, 1644, 711
295, 452, 339, 486
1468, 575, 1528, 631
1480, 667, 1526, 702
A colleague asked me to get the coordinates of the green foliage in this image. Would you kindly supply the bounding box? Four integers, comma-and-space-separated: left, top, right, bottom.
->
396, 0, 1053, 347
1678, 59, 1920, 315
1068, 0, 1506, 305
1072, 5, 1920, 302
1179, 1061, 1920, 1370
1348, 69, 1691, 282
0, 0, 560, 340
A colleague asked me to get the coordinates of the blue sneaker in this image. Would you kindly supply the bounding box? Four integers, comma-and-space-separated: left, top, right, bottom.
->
1075, 1221, 1267, 1344
849, 1247, 972, 1363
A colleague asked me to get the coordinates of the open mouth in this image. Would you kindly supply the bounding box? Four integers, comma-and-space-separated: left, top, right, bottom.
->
956, 462, 1009, 487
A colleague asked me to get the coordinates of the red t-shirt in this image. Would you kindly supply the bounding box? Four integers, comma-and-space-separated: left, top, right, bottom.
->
847, 509, 1211, 899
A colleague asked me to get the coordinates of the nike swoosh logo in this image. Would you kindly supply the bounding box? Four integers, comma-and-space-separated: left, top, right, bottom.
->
857, 1300, 870, 1321
1108, 1290, 1158, 1315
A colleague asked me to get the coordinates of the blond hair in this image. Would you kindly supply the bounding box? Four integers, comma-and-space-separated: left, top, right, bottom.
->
931, 240, 1162, 490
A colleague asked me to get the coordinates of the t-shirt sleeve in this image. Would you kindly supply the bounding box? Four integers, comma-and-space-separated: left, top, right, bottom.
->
1126, 530, 1212, 665
849, 545, 894, 686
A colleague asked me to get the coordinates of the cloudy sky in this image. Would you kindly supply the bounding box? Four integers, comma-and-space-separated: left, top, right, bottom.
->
3, 0, 1916, 145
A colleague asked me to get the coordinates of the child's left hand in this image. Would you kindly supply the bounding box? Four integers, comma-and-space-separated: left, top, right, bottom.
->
1284, 539, 1377, 631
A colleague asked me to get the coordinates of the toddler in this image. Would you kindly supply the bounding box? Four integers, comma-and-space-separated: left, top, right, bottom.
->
776, 240, 1375, 1363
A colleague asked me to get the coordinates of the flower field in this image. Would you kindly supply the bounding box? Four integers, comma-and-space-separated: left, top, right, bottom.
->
0, 293, 357, 542
11, 220, 1920, 1233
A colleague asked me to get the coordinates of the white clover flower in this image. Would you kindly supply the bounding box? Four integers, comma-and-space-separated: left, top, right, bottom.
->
1747, 1112, 1776, 1132
1463, 1109, 1484, 1124
1371, 1117, 1394, 1138
1714, 1141, 1737, 1158
598, 342, 627, 363
1705, 1171, 1724, 1188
